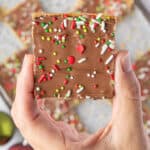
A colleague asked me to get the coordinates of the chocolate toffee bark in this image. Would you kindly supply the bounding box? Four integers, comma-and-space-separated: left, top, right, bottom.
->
134, 50, 150, 137
134, 51, 150, 101
75, 0, 134, 19
4, 0, 42, 48
33, 13, 117, 100
0, 50, 28, 102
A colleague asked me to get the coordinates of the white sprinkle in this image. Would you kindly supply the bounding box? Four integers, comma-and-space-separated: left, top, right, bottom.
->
107, 69, 113, 74
49, 73, 53, 77
101, 44, 108, 55
78, 58, 87, 63
93, 71, 97, 75
105, 55, 114, 65
76, 21, 85, 29
109, 40, 115, 49
54, 35, 59, 40
76, 86, 84, 94
143, 89, 149, 94
95, 43, 100, 48
32, 21, 36, 25
91, 74, 95, 78
22, 140, 28, 146
96, 13, 102, 19
36, 87, 40, 92
54, 28, 57, 32
63, 19, 67, 28
101, 21, 106, 33
43, 24, 48, 29
55, 108, 62, 114
51, 69, 55, 74
69, 115, 75, 120
139, 67, 149, 72
85, 96, 91, 99
138, 73, 145, 80
39, 16, 44, 20
87, 73, 90, 77
70, 76, 74, 80
147, 120, 150, 127
65, 90, 72, 98
90, 23, 95, 33
58, 28, 62, 32
38, 49, 43, 54
91, 19, 99, 24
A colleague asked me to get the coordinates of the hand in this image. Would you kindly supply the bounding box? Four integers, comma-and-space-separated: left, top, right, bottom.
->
11, 51, 150, 150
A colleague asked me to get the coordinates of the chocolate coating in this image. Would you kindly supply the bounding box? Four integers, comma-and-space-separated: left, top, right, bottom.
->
75, 0, 134, 19
0, 50, 29, 101
4, 0, 42, 47
33, 13, 117, 100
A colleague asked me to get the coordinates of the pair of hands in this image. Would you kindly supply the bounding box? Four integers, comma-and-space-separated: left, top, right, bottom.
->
11, 51, 150, 150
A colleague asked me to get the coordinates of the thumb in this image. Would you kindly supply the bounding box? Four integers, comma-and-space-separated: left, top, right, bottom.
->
112, 50, 143, 129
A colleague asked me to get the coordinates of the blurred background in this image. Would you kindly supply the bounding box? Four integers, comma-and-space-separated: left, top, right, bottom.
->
0, 0, 150, 149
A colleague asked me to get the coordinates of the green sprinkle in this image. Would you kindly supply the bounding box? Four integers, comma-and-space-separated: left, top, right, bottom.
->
48, 21, 53, 25
45, 29, 49, 32
97, 17, 102, 23
111, 32, 115, 37
106, 40, 111, 46
67, 17, 73, 20
79, 16, 86, 21
76, 17, 81, 21
64, 59, 68, 64
55, 41, 59, 45
66, 74, 71, 79
40, 22, 46, 27
62, 45, 65, 48
53, 93, 58, 97
80, 34, 84, 39
66, 67, 72, 72
39, 65, 44, 70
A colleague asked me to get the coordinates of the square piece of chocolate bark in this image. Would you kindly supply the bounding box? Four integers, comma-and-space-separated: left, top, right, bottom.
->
0, 50, 29, 103
134, 50, 150, 101
75, 0, 134, 19
33, 13, 117, 100
4, 0, 42, 48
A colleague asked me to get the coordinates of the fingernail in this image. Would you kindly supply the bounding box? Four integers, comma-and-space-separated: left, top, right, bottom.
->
121, 53, 132, 72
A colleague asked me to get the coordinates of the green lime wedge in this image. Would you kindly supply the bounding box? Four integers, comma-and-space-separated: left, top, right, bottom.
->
0, 112, 15, 145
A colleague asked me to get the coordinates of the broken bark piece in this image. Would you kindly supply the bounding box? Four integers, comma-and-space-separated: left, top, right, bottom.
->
4, 0, 42, 48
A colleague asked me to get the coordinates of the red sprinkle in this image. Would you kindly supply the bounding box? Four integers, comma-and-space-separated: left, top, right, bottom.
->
76, 44, 85, 54
37, 56, 46, 61
61, 23, 65, 30
38, 74, 47, 83
108, 47, 113, 52
34, 21, 40, 25
101, 39, 105, 44
63, 79, 68, 85
99, 58, 103, 63
63, 14, 69, 18
110, 73, 115, 80
52, 17, 57, 21
105, 66, 110, 70
132, 64, 137, 70
71, 20, 76, 29
52, 64, 60, 71
94, 84, 99, 89
67, 56, 75, 64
